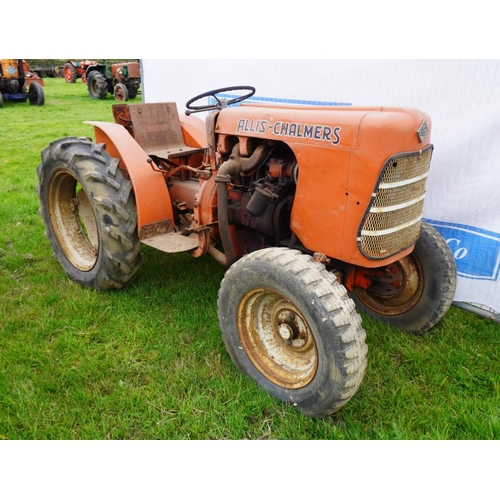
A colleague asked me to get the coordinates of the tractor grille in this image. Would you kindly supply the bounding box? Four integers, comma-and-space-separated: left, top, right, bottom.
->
358, 146, 433, 259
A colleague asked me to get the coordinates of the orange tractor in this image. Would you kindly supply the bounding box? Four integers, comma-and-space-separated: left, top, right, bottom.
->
1, 59, 45, 108
62, 60, 97, 83
36, 86, 457, 417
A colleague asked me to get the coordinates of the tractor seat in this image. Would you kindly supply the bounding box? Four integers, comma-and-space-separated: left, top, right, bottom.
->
127, 102, 205, 160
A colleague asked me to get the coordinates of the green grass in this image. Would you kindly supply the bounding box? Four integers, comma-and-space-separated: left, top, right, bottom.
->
1, 78, 499, 440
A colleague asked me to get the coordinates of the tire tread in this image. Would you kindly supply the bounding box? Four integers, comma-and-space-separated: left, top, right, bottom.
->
218, 247, 368, 416
36, 137, 142, 291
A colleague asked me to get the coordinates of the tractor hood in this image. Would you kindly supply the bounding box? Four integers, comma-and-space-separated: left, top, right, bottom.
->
215, 102, 431, 153
215, 101, 433, 268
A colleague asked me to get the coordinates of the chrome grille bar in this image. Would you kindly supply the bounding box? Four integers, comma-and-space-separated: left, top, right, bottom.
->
358, 146, 433, 259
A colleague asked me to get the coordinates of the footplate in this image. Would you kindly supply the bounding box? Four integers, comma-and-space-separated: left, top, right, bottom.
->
142, 232, 199, 253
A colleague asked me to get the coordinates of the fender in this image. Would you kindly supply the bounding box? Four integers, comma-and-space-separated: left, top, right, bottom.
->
84, 120, 173, 234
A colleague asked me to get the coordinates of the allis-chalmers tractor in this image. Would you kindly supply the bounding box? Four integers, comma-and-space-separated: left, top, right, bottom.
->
84, 61, 141, 101
36, 86, 457, 417
1, 59, 45, 108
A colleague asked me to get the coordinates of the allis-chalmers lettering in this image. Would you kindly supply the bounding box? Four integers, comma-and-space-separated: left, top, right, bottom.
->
236, 118, 341, 145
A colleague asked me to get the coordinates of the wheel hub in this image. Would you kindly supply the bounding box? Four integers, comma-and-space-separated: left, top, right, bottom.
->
237, 288, 317, 389
354, 256, 424, 316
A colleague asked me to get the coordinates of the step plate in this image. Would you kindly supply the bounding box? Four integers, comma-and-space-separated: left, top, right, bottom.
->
142, 232, 199, 253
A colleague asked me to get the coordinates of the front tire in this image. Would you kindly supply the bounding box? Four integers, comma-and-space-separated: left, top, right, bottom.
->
352, 221, 457, 334
28, 82, 45, 106
218, 247, 368, 417
36, 137, 142, 290
113, 83, 129, 101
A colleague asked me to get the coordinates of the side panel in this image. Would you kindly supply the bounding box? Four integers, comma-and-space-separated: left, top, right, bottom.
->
215, 105, 368, 263
84, 121, 173, 232
288, 143, 350, 259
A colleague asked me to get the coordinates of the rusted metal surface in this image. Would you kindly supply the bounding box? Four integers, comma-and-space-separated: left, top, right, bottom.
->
138, 219, 172, 240
23, 61, 45, 87
313, 252, 331, 265
237, 288, 317, 389
127, 103, 205, 160
352, 256, 424, 315
48, 171, 98, 271
76, 190, 98, 251
142, 231, 199, 253
112, 104, 134, 136
112, 62, 140, 80
190, 227, 212, 258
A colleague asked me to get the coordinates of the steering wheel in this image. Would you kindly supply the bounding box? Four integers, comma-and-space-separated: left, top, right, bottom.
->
185, 86, 255, 115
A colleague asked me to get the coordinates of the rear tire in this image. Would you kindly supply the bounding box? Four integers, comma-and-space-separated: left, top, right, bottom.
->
351, 221, 457, 334
87, 71, 108, 99
218, 247, 368, 417
63, 63, 77, 83
36, 137, 142, 290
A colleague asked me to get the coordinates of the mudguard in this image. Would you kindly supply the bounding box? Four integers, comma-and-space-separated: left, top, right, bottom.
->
84, 121, 174, 233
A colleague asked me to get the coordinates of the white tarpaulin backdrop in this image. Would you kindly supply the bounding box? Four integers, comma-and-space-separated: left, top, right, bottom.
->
140, 59, 500, 320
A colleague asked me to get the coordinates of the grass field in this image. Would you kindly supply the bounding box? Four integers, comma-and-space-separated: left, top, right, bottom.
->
0, 77, 499, 440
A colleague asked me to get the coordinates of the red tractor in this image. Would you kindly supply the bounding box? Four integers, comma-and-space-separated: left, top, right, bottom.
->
36, 86, 457, 417
63, 60, 97, 83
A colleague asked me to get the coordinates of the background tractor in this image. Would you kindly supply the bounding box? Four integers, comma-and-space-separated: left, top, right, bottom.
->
84, 61, 141, 101
1, 59, 44, 108
36, 86, 457, 417
62, 60, 97, 83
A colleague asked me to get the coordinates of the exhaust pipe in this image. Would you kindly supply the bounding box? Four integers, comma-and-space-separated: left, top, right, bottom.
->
212, 143, 270, 266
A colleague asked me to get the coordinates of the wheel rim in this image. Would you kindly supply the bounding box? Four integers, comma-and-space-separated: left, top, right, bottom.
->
354, 255, 424, 316
48, 170, 99, 271
237, 288, 317, 389
64, 67, 72, 81
115, 88, 124, 100
114, 84, 127, 101
28, 85, 39, 104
